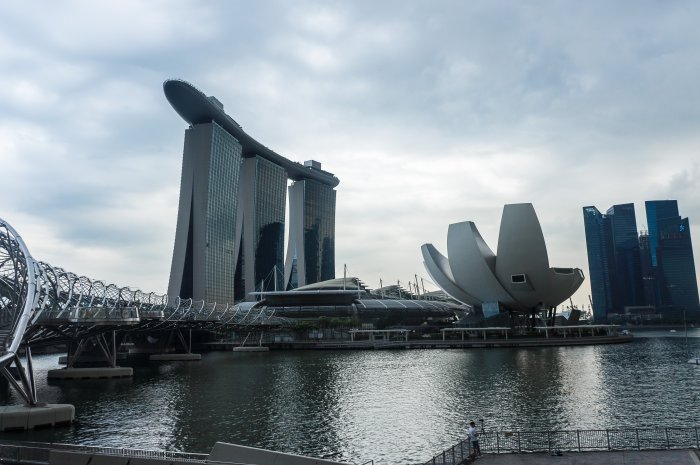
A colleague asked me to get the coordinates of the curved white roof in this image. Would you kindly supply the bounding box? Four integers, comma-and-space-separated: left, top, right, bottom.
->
422, 203, 584, 312
495, 203, 551, 308
447, 221, 517, 306
421, 243, 481, 307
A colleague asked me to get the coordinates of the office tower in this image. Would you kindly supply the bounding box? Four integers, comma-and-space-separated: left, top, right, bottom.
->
584, 199, 698, 321
285, 164, 337, 289
606, 203, 644, 310
645, 200, 679, 267
583, 203, 645, 320
638, 232, 657, 307
167, 122, 242, 304
583, 206, 615, 320
646, 200, 699, 319
234, 156, 287, 298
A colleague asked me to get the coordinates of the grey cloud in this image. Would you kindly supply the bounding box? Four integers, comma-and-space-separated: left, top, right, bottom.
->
0, 0, 698, 303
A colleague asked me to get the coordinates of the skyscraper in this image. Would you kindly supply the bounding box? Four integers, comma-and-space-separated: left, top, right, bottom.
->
606, 203, 644, 310
583, 200, 699, 321
646, 200, 699, 319
638, 231, 657, 307
645, 200, 679, 267
235, 156, 287, 297
163, 79, 339, 303
167, 122, 242, 304
583, 206, 615, 320
285, 167, 337, 290
583, 203, 645, 320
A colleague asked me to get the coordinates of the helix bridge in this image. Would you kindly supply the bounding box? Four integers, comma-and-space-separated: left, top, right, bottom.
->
0, 217, 291, 407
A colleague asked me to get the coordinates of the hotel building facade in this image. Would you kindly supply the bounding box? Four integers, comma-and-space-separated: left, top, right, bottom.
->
163, 80, 339, 303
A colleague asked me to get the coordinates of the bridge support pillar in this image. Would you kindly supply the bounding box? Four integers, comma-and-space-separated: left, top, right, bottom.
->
149, 329, 201, 362
48, 332, 133, 379
0, 404, 75, 431
149, 353, 202, 361
47, 366, 133, 379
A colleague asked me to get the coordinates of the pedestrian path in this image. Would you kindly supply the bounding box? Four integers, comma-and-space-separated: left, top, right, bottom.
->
472, 449, 700, 464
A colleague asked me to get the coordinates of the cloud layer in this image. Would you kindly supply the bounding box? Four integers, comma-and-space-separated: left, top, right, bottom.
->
1, 0, 698, 307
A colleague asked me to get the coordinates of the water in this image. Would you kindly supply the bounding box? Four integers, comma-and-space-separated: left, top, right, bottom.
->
3, 331, 700, 464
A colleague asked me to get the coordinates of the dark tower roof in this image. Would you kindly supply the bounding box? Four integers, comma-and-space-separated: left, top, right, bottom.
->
163, 79, 340, 187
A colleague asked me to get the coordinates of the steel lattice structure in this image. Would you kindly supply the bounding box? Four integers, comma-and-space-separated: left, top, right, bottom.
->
0, 217, 291, 405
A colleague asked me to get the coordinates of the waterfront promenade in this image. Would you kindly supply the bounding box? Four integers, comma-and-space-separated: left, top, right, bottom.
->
3, 441, 700, 465
473, 450, 700, 464
208, 334, 633, 351
423, 427, 700, 465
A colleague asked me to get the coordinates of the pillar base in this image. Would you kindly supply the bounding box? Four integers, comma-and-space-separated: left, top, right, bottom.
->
58, 354, 126, 365
47, 367, 133, 379
0, 404, 74, 431
149, 353, 202, 361
233, 346, 270, 352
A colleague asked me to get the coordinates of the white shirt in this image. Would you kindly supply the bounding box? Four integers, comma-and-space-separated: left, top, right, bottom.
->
468, 426, 479, 441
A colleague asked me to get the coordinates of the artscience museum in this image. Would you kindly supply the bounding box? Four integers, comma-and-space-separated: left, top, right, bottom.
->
421, 203, 584, 321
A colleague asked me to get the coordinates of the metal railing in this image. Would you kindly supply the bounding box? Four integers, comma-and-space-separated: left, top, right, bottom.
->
423, 437, 472, 465
0, 441, 369, 465
0, 440, 209, 464
423, 427, 700, 465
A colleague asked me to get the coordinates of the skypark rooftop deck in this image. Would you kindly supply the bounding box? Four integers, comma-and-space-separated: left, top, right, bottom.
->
163, 79, 340, 187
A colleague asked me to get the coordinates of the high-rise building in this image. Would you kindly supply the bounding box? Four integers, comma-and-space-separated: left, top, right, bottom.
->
583, 206, 615, 320
285, 168, 337, 289
163, 79, 339, 303
583, 200, 699, 321
645, 200, 679, 267
606, 203, 644, 310
646, 200, 699, 319
583, 203, 645, 320
638, 232, 657, 307
235, 156, 287, 297
167, 122, 242, 304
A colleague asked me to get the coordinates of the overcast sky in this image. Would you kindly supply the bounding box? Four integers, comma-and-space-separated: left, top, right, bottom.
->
1, 0, 698, 308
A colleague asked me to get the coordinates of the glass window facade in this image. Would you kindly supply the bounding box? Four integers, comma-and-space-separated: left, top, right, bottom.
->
169, 123, 337, 302
584, 200, 699, 321
303, 180, 336, 285
645, 200, 679, 267
584, 203, 645, 320
583, 206, 614, 320
166, 79, 340, 305
606, 203, 644, 310
204, 123, 242, 304
655, 214, 699, 318
252, 156, 287, 292
638, 232, 657, 307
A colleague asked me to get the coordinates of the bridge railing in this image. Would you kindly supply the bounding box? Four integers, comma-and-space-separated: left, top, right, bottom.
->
423, 427, 700, 465
2, 217, 293, 342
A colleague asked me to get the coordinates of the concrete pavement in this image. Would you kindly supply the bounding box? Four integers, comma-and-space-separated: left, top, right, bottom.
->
471, 450, 700, 464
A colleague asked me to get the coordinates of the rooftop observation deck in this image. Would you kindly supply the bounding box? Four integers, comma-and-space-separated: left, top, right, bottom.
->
163, 79, 340, 187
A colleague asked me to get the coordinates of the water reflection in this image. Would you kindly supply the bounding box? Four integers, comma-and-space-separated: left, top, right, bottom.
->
2, 336, 700, 464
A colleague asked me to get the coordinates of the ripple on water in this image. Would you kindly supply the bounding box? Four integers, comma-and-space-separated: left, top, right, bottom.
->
4, 337, 700, 464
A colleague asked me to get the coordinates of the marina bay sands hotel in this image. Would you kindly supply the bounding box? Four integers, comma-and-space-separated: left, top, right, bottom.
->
163, 79, 339, 304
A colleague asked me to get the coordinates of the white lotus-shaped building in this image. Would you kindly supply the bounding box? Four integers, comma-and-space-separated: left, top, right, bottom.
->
421, 203, 584, 313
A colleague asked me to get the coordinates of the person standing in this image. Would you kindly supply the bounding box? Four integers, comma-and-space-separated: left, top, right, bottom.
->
468, 421, 481, 458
